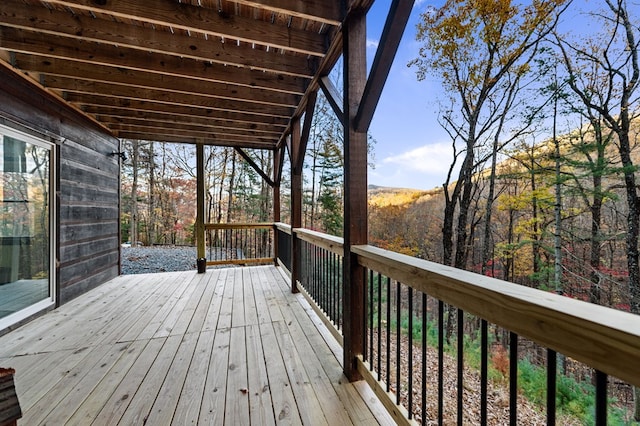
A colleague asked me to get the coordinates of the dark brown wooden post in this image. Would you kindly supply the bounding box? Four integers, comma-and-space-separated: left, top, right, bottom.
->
196, 142, 206, 273
290, 120, 302, 293
343, 7, 368, 381
273, 146, 282, 265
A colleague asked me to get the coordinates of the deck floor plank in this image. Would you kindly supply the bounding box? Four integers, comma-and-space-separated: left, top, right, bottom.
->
225, 326, 250, 425
0, 266, 391, 425
91, 337, 167, 426
171, 329, 216, 425
198, 327, 231, 425
145, 331, 199, 425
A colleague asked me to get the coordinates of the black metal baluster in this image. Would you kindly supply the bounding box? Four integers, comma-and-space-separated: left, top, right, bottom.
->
457, 309, 463, 426
595, 370, 607, 426
509, 332, 518, 426
422, 292, 427, 426
396, 280, 401, 405
481, 319, 488, 426
330, 252, 335, 323
323, 249, 327, 313
408, 286, 414, 419
438, 300, 444, 426
369, 269, 374, 369
377, 272, 382, 381
547, 349, 557, 426
386, 276, 391, 393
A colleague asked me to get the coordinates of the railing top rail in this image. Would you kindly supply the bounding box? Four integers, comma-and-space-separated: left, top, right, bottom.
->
204, 222, 274, 230
274, 222, 292, 234
294, 228, 344, 255
352, 244, 640, 388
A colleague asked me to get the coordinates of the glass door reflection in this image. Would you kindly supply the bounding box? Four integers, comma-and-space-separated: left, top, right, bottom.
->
0, 132, 52, 320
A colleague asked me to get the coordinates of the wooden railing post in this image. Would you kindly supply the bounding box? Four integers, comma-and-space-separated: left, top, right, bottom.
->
342, 8, 368, 382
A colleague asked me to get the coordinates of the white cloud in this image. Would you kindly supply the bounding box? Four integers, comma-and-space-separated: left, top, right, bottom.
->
367, 142, 457, 190
382, 142, 453, 175
366, 38, 379, 49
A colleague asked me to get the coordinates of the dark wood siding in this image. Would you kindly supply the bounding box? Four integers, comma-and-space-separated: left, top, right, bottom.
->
0, 65, 120, 304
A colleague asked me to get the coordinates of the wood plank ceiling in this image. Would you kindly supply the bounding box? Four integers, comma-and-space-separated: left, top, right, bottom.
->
0, 0, 361, 150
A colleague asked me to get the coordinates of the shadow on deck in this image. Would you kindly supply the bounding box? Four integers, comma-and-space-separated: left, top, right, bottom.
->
0, 266, 393, 425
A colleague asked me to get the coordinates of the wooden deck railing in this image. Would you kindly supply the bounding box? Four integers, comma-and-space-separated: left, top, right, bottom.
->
204, 223, 274, 266
274, 226, 640, 425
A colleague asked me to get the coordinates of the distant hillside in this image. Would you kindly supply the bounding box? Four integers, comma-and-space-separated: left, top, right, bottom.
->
368, 185, 440, 207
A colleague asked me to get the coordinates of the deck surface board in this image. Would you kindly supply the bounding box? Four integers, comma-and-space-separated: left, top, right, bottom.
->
0, 266, 393, 425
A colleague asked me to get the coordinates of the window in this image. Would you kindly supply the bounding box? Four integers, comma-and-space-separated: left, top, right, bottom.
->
0, 125, 55, 327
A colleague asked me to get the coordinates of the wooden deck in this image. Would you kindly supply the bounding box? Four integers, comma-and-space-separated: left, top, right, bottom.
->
0, 266, 393, 425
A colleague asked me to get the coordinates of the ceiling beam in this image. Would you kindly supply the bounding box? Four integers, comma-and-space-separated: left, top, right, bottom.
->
0, 0, 317, 77
42, 0, 327, 56
355, 0, 414, 132
0, 27, 307, 95
13, 54, 300, 108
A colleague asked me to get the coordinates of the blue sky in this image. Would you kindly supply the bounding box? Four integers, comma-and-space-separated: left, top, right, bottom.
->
364, 0, 451, 190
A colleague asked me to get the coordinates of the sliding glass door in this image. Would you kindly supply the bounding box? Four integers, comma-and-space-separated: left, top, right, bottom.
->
0, 125, 54, 326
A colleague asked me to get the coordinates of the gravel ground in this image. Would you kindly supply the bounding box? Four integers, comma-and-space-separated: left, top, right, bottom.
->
121, 246, 198, 274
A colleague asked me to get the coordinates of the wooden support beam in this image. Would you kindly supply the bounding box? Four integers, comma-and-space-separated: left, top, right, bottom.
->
290, 119, 302, 293
274, 145, 286, 186
319, 76, 344, 126
296, 91, 319, 172
235, 147, 275, 187
196, 143, 206, 272
342, 7, 368, 382
273, 152, 282, 222
355, 0, 414, 132
273, 146, 283, 263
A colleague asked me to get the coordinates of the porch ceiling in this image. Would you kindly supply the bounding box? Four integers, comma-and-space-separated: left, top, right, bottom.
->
0, 0, 372, 150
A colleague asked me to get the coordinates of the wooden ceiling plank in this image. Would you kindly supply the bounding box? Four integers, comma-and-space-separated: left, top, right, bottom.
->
109, 124, 278, 143
99, 117, 280, 138
43, 0, 328, 56
42, 75, 294, 117
0, 0, 316, 77
229, 1, 342, 25
67, 94, 290, 126
104, 118, 279, 140
93, 112, 283, 135
0, 27, 306, 94
116, 131, 277, 150
13, 53, 300, 107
